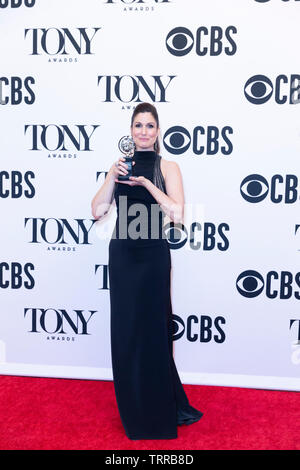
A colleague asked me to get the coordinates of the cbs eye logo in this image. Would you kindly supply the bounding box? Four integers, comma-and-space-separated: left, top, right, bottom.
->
163, 126, 191, 154
166, 26, 237, 57
244, 75, 273, 105
240, 174, 269, 203
164, 222, 188, 249
163, 125, 233, 156
172, 314, 186, 340
164, 222, 230, 251
172, 314, 226, 343
236, 270, 300, 300
236, 270, 264, 298
240, 174, 299, 204
166, 27, 194, 56
244, 74, 300, 105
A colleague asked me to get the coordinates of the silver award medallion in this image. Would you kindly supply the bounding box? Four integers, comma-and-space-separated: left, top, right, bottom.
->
118, 136, 135, 181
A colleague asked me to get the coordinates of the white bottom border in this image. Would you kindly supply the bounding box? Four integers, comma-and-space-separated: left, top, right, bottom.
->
0, 363, 299, 392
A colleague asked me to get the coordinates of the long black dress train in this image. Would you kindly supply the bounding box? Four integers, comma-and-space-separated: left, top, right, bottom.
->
108, 150, 203, 440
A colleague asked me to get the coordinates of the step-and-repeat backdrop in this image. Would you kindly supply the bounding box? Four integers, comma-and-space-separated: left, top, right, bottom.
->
1, 0, 300, 391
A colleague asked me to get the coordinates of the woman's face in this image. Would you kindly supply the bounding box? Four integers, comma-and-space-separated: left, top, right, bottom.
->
131, 112, 159, 151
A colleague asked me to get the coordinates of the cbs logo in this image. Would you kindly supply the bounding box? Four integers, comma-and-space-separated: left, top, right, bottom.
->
244, 74, 300, 105
163, 126, 233, 156
166, 26, 237, 57
0, 262, 35, 289
0, 76, 35, 105
164, 222, 229, 251
0, 0, 35, 7
240, 174, 299, 204
172, 314, 226, 343
0, 171, 35, 198
236, 270, 300, 299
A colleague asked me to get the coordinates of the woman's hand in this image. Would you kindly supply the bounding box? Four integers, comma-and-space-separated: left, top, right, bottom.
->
112, 157, 135, 179
113, 158, 149, 187
116, 175, 149, 187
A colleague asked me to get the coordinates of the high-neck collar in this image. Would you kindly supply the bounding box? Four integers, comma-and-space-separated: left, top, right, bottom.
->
133, 150, 157, 161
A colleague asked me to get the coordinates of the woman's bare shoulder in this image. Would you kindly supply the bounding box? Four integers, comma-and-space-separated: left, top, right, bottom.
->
160, 157, 180, 180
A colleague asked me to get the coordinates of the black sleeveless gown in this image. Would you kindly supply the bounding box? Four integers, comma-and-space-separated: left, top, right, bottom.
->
108, 150, 203, 440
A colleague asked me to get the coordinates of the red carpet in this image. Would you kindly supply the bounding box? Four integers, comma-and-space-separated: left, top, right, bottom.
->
0, 375, 298, 450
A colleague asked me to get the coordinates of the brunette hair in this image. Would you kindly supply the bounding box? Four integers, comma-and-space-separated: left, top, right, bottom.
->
130, 102, 160, 154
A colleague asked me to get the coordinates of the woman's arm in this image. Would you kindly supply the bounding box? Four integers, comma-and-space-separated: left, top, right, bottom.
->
91, 157, 130, 220
91, 167, 116, 220
145, 161, 184, 224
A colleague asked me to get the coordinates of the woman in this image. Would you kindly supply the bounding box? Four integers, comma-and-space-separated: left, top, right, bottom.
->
91, 103, 203, 440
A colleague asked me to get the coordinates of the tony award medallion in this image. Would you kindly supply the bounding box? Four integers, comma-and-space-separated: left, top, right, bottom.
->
118, 135, 135, 181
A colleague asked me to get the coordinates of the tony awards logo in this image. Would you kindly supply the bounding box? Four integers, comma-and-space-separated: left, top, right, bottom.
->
118, 135, 134, 181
